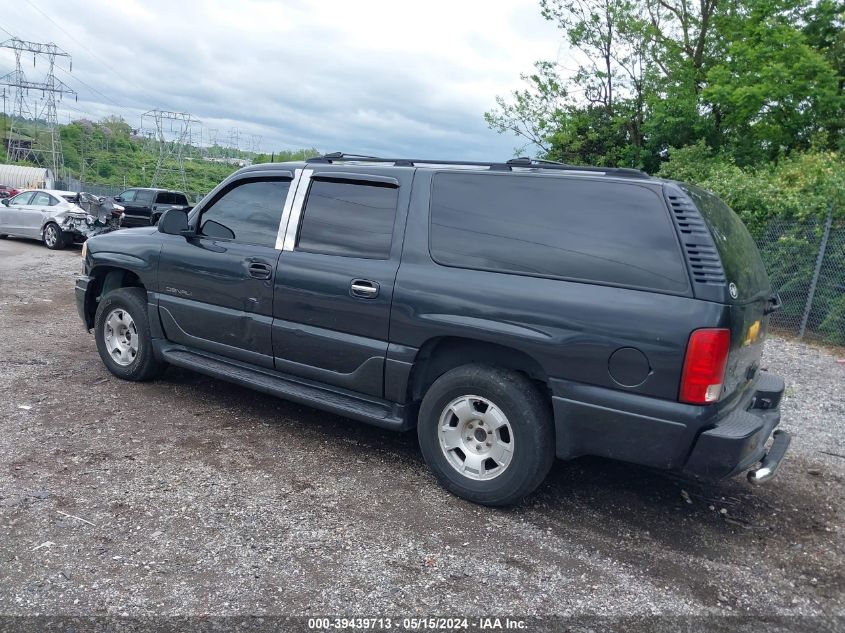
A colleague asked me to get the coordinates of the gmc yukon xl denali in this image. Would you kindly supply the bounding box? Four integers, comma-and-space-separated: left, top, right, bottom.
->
75, 153, 790, 506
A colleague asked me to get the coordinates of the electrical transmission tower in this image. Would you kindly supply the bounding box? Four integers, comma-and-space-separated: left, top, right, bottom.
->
227, 127, 241, 156
0, 37, 76, 179
140, 109, 200, 191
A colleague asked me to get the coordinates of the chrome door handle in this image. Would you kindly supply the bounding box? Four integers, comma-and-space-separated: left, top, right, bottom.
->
350, 279, 379, 298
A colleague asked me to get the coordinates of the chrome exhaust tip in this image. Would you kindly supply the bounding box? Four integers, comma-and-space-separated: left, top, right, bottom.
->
747, 429, 791, 485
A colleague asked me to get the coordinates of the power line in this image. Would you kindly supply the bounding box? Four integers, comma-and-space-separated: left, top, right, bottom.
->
22, 0, 127, 83
0, 22, 126, 111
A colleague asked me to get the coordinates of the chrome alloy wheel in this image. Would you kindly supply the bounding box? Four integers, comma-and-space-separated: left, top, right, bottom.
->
103, 308, 139, 366
438, 395, 515, 481
44, 224, 58, 247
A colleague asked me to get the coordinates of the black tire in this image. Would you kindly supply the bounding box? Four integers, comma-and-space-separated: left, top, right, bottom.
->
417, 364, 555, 506
42, 222, 65, 250
94, 287, 167, 381
0, 234, 7, 239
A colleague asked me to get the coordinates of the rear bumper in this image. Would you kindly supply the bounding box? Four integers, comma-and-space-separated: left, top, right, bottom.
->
683, 372, 786, 480
551, 371, 788, 482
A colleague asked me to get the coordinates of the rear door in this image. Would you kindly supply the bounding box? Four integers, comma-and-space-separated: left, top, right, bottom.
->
153, 191, 175, 215
121, 189, 153, 226
16, 191, 53, 237
272, 169, 411, 398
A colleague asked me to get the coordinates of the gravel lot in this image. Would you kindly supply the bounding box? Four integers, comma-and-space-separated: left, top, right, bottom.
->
0, 238, 843, 625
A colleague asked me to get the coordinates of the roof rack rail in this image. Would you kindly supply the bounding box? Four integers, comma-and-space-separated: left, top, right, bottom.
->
307, 152, 650, 178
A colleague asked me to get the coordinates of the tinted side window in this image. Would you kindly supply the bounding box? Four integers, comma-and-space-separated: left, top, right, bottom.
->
135, 190, 154, 204
199, 179, 290, 246
429, 173, 689, 293
156, 192, 185, 204
119, 190, 136, 202
681, 184, 771, 301
296, 179, 397, 259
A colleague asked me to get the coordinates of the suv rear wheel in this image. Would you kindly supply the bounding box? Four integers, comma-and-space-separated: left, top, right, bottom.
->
94, 287, 167, 381
417, 364, 555, 506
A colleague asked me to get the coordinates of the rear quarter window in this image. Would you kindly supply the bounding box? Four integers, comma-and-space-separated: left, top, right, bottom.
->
681, 184, 771, 302
429, 173, 690, 294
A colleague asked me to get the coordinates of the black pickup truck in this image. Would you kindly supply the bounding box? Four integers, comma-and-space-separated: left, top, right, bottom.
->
114, 188, 191, 227
75, 153, 789, 506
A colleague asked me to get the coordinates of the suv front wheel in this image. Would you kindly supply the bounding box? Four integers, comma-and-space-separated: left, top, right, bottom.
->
94, 287, 167, 381
417, 364, 555, 506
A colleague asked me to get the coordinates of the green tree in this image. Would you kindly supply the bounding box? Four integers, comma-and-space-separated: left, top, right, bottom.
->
704, 0, 843, 162
487, 0, 844, 168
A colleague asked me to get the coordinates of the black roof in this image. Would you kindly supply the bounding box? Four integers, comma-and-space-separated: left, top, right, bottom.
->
124, 187, 187, 193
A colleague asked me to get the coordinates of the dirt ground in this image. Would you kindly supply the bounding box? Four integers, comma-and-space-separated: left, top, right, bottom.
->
0, 238, 843, 626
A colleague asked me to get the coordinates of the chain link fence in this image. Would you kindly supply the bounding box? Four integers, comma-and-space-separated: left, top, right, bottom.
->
54, 178, 124, 198
749, 209, 845, 346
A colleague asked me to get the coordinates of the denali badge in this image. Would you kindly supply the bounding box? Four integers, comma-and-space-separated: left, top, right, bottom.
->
729, 282, 738, 299
165, 286, 192, 297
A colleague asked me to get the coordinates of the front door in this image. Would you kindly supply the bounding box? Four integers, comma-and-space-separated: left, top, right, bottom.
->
0, 191, 34, 235
157, 176, 295, 369
272, 169, 410, 398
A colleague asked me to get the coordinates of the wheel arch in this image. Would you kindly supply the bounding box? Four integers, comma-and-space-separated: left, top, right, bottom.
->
81, 265, 146, 328
406, 336, 551, 404
41, 219, 60, 235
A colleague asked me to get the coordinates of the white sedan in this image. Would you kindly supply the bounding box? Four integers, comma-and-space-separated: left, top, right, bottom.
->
0, 189, 123, 249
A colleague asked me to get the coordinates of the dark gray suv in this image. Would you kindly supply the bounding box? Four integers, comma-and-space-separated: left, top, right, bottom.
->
75, 153, 789, 506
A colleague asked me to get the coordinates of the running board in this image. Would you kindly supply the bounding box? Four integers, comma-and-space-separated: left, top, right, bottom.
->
156, 344, 412, 431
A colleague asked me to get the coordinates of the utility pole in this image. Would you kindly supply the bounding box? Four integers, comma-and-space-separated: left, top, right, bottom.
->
140, 109, 200, 191
0, 37, 76, 179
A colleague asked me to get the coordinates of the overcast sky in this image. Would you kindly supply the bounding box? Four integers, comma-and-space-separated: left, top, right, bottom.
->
0, 0, 564, 160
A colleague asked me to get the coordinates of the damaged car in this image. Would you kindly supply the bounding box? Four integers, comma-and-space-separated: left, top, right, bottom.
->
0, 189, 124, 249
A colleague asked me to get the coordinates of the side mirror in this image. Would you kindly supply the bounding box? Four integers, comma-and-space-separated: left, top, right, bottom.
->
113, 196, 123, 202
1, 198, 8, 206
157, 208, 192, 236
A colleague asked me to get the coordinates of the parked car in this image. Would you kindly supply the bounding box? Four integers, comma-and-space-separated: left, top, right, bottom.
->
0, 189, 124, 249
114, 188, 191, 227
75, 153, 789, 506
0, 184, 20, 199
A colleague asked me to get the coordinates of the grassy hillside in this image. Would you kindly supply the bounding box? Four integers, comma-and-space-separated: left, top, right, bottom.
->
1, 114, 319, 199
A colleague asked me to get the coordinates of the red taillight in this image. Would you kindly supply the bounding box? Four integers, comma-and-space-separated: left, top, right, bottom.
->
680, 328, 731, 404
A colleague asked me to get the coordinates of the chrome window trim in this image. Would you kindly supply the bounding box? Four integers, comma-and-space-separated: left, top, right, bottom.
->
281, 168, 313, 252
274, 168, 303, 250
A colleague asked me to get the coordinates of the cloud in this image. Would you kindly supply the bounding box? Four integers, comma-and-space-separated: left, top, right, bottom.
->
1, 0, 561, 160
